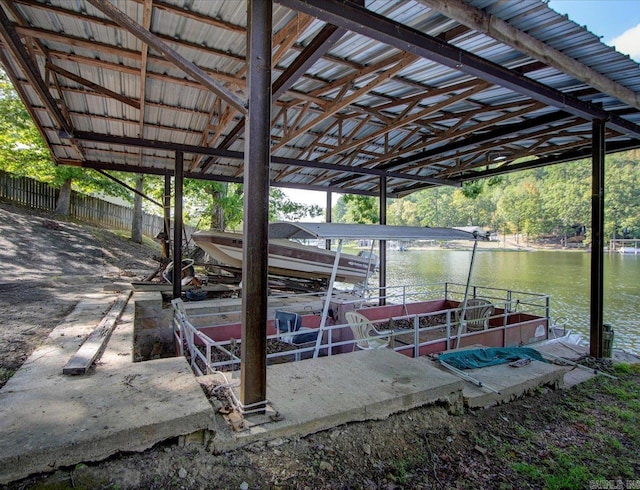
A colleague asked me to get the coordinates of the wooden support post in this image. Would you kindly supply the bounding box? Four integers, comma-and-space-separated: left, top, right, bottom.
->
240, 0, 272, 412
172, 152, 184, 300
379, 175, 387, 306
590, 120, 606, 358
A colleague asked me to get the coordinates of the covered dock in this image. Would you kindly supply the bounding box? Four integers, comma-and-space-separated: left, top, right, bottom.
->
1, 0, 640, 478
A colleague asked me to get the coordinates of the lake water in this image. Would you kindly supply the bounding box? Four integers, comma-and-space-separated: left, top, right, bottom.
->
369, 249, 640, 354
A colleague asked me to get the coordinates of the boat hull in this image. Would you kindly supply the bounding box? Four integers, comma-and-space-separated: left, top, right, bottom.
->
192, 230, 375, 283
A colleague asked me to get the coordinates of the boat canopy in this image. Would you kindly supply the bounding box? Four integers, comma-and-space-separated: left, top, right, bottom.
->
269, 222, 485, 241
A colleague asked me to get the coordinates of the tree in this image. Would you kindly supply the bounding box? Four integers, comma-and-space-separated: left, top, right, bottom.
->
269, 188, 322, 222
387, 198, 420, 226
179, 180, 244, 231
0, 69, 136, 215
605, 151, 640, 239
131, 174, 144, 243
334, 195, 378, 224
542, 160, 590, 241
415, 187, 456, 227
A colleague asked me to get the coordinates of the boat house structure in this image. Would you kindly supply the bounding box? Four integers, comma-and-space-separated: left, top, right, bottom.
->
1, 0, 640, 412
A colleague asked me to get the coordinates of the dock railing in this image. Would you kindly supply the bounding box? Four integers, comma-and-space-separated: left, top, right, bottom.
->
171, 283, 551, 374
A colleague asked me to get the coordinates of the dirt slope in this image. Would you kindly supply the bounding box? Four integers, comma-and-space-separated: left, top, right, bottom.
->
0, 201, 158, 387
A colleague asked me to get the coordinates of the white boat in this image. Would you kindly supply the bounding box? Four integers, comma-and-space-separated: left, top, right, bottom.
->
192, 229, 375, 283
618, 247, 639, 254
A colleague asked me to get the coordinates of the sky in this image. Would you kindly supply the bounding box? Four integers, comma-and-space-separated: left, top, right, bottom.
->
283, 0, 640, 210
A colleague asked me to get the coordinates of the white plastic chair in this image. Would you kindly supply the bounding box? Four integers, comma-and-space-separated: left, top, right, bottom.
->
458, 298, 495, 332
345, 311, 391, 351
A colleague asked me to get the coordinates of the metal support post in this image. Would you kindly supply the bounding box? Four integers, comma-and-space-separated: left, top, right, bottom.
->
455, 236, 479, 349
314, 239, 343, 359
172, 152, 183, 299
163, 174, 171, 259
590, 119, 606, 358
325, 191, 332, 250
379, 176, 387, 306
240, 0, 272, 412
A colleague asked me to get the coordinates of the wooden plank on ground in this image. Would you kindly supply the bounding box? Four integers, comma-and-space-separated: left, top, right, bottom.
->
63, 291, 133, 375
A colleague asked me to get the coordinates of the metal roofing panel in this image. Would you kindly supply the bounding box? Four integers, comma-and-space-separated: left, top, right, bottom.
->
0, 0, 639, 198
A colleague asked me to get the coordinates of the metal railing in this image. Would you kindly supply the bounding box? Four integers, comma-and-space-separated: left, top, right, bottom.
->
172, 283, 551, 374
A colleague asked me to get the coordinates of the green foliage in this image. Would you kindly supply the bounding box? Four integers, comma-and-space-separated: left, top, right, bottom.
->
613, 363, 632, 374
0, 69, 139, 202
514, 449, 593, 489
269, 188, 322, 222
0, 72, 51, 178
334, 194, 378, 224
333, 150, 640, 241
461, 180, 483, 198
179, 180, 244, 229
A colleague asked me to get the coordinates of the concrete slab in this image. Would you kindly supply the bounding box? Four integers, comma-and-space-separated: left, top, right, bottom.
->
425, 345, 570, 408
533, 341, 640, 388
209, 349, 464, 451
535, 342, 595, 388
456, 359, 567, 409
0, 292, 214, 484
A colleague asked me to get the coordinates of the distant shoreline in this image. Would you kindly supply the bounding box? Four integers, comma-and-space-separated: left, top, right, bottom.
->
354, 235, 588, 253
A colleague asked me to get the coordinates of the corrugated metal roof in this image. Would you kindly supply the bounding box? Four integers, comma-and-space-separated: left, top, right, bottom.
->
0, 0, 638, 197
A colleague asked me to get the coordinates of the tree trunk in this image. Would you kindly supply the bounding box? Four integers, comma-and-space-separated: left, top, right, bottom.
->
55, 178, 72, 216
131, 174, 144, 243
209, 185, 224, 231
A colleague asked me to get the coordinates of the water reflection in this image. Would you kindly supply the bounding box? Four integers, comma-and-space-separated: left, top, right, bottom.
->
382, 249, 640, 354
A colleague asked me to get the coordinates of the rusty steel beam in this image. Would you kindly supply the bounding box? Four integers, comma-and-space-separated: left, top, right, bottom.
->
163, 174, 171, 259
276, 0, 640, 140
172, 151, 184, 299
70, 131, 460, 186
590, 120, 605, 358
59, 157, 390, 197
240, 0, 272, 412
379, 176, 387, 307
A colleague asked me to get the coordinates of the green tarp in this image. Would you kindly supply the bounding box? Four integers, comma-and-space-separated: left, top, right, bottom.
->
438, 347, 546, 370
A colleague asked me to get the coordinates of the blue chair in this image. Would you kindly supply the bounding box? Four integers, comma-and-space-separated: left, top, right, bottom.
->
275, 310, 318, 346
275, 310, 302, 335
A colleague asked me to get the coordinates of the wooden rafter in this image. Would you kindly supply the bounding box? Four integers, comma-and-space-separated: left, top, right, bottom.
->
138, 0, 245, 32
273, 52, 420, 150
45, 62, 140, 109
402, 120, 585, 175
85, 0, 246, 114
203, 12, 315, 160
418, 0, 640, 110
317, 80, 490, 162
13, 9, 245, 65
318, 101, 536, 170
0, 2, 90, 161
136, 0, 153, 166
45, 49, 245, 89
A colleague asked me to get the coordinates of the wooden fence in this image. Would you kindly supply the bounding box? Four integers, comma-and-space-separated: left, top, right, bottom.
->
0, 171, 196, 240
